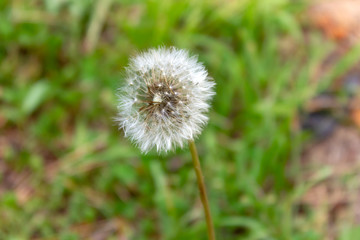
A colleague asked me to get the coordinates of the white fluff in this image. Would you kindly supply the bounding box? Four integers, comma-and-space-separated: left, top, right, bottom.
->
116, 47, 215, 153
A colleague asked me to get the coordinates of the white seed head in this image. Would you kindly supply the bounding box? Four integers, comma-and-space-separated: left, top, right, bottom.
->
116, 47, 215, 153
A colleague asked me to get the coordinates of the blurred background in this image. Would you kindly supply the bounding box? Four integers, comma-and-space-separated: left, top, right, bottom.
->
1, 0, 360, 239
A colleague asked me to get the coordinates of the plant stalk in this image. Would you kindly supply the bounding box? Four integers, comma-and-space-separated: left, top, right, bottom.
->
188, 140, 216, 240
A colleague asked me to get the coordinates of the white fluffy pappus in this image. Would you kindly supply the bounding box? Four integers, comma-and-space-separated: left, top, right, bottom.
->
116, 47, 215, 153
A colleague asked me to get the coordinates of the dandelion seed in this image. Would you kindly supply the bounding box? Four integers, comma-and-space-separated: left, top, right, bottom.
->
116, 47, 215, 153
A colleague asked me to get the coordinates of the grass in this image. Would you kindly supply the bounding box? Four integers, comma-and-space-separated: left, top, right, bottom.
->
1, 0, 360, 239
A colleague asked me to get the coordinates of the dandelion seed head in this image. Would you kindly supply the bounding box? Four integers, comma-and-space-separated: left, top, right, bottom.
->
116, 47, 215, 153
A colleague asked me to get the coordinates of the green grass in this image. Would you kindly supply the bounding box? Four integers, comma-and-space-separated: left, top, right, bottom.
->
1, 0, 360, 239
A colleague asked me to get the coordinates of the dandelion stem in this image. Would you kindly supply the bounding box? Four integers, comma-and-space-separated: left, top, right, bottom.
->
188, 140, 216, 240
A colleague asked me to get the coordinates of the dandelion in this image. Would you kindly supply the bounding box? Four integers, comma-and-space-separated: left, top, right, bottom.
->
116, 47, 216, 240
116, 47, 215, 153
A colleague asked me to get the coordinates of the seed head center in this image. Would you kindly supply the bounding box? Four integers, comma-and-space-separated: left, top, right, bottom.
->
153, 93, 162, 103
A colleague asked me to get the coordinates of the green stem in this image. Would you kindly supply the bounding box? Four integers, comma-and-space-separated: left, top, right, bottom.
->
188, 140, 216, 240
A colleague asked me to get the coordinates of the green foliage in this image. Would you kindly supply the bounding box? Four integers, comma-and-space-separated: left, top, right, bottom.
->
0, 0, 359, 239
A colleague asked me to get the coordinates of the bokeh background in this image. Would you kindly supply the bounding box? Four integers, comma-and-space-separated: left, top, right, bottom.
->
2, 0, 360, 239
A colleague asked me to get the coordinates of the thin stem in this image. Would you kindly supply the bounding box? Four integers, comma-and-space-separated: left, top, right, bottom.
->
84, 0, 112, 53
188, 140, 216, 240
